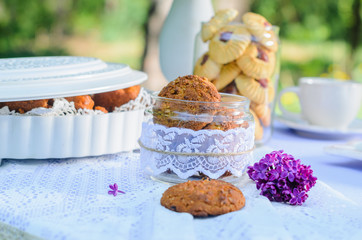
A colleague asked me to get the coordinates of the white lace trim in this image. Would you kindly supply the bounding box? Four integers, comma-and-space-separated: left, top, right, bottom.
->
140, 121, 255, 179
0, 88, 151, 116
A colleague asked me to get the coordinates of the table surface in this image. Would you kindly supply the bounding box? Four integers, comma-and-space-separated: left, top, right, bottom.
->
269, 122, 362, 203
0, 121, 362, 240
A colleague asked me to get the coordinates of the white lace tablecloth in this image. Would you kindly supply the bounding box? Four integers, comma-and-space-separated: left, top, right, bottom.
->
0, 149, 362, 240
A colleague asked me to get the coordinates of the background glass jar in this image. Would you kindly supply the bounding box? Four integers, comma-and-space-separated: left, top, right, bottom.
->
139, 93, 255, 184
193, 22, 280, 146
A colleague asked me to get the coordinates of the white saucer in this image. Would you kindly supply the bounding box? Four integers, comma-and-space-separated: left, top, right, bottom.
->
276, 114, 362, 138
324, 141, 362, 161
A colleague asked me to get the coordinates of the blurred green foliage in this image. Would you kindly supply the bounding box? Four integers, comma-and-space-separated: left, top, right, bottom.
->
0, 0, 360, 82
0, 0, 150, 58
250, 0, 362, 84
250, 0, 359, 42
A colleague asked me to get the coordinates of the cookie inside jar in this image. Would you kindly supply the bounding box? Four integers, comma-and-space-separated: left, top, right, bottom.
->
194, 10, 280, 144
140, 75, 255, 183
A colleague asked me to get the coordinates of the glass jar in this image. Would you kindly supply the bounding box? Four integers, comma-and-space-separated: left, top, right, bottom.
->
193, 21, 280, 146
139, 93, 255, 183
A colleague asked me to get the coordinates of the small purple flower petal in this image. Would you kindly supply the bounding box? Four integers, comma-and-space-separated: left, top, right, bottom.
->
252, 162, 269, 180
108, 190, 117, 196
268, 169, 279, 181
287, 172, 295, 182
108, 183, 125, 196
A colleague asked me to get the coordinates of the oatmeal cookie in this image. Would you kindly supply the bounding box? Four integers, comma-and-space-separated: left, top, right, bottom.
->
160, 179, 245, 217
203, 107, 248, 131
158, 75, 220, 103
155, 75, 221, 131
94, 85, 141, 112
0, 99, 50, 113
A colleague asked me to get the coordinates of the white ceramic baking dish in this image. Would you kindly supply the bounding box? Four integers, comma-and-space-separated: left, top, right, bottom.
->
0, 110, 143, 159
0, 56, 148, 160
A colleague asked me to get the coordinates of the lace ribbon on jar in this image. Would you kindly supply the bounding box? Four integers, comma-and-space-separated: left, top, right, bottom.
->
139, 120, 255, 179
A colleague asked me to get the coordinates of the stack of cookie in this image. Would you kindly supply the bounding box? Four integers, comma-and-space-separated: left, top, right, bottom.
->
194, 10, 279, 141
154, 74, 249, 132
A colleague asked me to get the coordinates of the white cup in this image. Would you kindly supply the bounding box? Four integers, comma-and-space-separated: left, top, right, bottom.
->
278, 77, 362, 129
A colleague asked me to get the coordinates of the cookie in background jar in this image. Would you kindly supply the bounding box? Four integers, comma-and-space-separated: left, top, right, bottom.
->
251, 102, 271, 127
236, 42, 275, 80
234, 74, 272, 105
212, 61, 241, 91
193, 10, 279, 142
209, 24, 251, 64
201, 9, 238, 42
250, 109, 264, 141
193, 52, 221, 81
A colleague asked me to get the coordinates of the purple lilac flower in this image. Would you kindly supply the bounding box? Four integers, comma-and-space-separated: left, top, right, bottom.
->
249, 162, 269, 181
247, 150, 317, 206
108, 183, 125, 196
290, 189, 307, 205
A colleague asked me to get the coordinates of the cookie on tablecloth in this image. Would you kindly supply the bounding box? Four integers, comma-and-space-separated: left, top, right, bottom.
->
160, 179, 245, 217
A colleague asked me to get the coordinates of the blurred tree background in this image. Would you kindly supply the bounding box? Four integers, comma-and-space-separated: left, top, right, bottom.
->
0, 0, 150, 68
0, 0, 361, 88
251, 0, 362, 88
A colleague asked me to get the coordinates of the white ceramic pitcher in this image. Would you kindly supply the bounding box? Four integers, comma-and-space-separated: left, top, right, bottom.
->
159, 0, 214, 82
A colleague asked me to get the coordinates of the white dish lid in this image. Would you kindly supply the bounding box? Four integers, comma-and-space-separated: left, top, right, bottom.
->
0, 56, 148, 101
